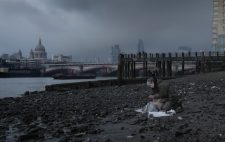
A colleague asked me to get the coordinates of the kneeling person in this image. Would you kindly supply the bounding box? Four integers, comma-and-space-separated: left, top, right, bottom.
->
147, 78, 182, 111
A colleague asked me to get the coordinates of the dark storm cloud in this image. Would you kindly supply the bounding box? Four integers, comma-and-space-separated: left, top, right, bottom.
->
0, 0, 212, 61
45, 0, 213, 53
0, 0, 38, 15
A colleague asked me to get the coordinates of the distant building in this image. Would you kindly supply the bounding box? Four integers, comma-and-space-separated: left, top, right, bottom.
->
111, 44, 121, 64
30, 38, 47, 60
52, 54, 72, 63
137, 39, 145, 53
212, 0, 225, 51
1, 54, 9, 60
10, 50, 23, 60
29, 49, 34, 59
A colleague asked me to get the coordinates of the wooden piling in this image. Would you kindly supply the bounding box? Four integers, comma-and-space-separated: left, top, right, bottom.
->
118, 54, 124, 85
162, 53, 166, 77
118, 51, 225, 85
182, 52, 185, 75
201, 52, 205, 73
167, 53, 172, 77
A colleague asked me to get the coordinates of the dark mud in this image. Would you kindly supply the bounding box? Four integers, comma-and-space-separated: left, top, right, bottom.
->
1, 72, 225, 142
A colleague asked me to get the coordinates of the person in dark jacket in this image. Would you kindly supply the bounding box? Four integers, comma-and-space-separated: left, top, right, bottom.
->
147, 77, 182, 111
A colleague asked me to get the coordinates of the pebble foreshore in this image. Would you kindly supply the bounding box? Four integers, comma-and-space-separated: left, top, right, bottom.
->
1, 72, 225, 142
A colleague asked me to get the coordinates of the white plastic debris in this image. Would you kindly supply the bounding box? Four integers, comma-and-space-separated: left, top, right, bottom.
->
211, 86, 220, 90
148, 111, 172, 118
127, 136, 134, 139
167, 109, 176, 115
177, 116, 183, 120
189, 83, 195, 86
135, 102, 176, 118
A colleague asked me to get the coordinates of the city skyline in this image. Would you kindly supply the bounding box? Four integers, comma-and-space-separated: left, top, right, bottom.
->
0, 0, 212, 61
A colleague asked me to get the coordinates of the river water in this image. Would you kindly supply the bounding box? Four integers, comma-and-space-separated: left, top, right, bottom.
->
0, 77, 116, 98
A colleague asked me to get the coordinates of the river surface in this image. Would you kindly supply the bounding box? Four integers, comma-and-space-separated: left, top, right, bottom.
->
0, 77, 116, 98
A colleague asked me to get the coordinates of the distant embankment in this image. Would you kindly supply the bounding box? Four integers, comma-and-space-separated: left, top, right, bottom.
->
45, 78, 147, 91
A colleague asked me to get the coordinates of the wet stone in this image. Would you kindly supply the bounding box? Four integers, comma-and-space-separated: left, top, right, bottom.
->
139, 127, 146, 133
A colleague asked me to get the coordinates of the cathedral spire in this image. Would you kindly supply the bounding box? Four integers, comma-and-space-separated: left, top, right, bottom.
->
39, 37, 42, 45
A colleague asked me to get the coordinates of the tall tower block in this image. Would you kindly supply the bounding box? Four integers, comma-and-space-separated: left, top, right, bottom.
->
137, 39, 145, 53
212, 0, 225, 51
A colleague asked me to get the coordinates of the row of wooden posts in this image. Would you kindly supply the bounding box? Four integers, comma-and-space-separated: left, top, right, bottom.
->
117, 51, 225, 83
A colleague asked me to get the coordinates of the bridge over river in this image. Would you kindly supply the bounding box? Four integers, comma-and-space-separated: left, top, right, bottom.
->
42, 62, 148, 76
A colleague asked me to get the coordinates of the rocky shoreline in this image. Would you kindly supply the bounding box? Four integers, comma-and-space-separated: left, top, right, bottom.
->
1, 72, 225, 142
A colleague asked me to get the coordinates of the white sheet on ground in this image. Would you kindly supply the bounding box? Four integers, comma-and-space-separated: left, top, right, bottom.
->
135, 102, 176, 118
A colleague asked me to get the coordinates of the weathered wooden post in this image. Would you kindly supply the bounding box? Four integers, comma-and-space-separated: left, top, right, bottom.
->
133, 61, 136, 78
123, 55, 126, 78
188, 51, 191, 57
118, 54, 124, 85
208, 51, 212, 72
162, 53, 166, 77
128, 55, 131, 77
156, 53, 159, 69
123, 55, 127, 78
182, 52, 185, 75
167, 53, 172, 77
158, 61, 162, 76
127, 61, 130, 78
155, 53, 161, 77
174, 52, 178, 74
201, 52, 205, 73
195, 52, 199, 73
130, 60, 133, 78
142, 58, 145, 77
130, 54, 133, 78
145, 53, 148, 77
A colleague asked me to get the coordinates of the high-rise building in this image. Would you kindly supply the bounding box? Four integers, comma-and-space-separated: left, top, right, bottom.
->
137, 39, 145, 53
111, 44, 121, 64
212, 0, 225, 51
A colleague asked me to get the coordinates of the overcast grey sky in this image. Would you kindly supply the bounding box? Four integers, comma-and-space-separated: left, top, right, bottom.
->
0, 0, 212, 61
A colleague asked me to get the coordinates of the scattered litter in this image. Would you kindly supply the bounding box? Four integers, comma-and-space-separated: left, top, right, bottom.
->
148, 111, 173, 118
211, 86, 220, 90
135, 102, 176, 118
127, 135, 134, 139
177, 116, 183, 120
167, 109, 176, 114
189, 83, 195, 86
